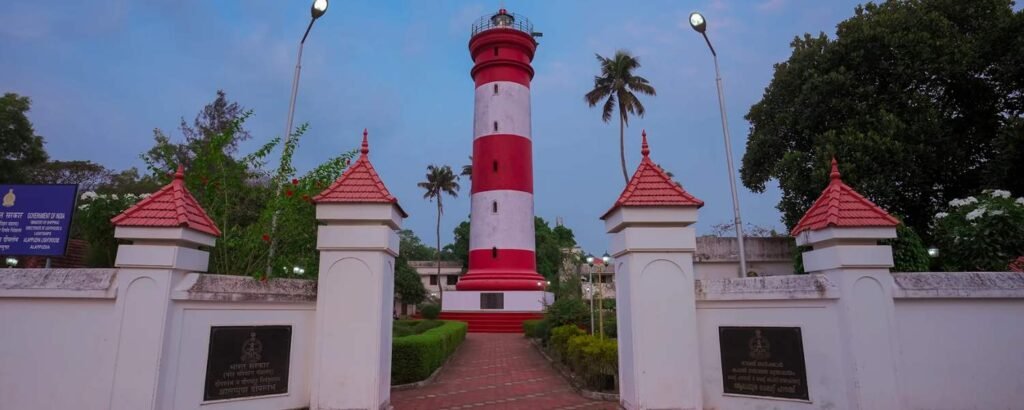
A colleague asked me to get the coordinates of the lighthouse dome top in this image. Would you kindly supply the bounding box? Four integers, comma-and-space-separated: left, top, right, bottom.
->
471, 8, 535, 37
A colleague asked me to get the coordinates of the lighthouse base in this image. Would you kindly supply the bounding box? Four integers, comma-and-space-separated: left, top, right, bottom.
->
440, 291, 553, 333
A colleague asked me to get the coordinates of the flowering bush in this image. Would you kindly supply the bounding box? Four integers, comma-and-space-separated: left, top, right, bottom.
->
932, 190, 1024, 271
75, 192, 151, 266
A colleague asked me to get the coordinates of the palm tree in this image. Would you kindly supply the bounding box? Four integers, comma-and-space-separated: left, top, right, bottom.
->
460, 156, 473, 181
585, 50, 657, 184
418, 164, 460, 303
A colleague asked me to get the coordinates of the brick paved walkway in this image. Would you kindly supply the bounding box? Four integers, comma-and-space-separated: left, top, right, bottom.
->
391, 333, 616, 410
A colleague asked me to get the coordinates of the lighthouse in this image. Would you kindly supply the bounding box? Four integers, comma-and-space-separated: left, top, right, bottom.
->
440, 8, 552, 332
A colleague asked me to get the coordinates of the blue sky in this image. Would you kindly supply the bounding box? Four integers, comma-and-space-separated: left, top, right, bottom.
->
1, 0, 873, 254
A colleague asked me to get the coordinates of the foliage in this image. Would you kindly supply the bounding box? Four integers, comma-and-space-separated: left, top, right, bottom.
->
545, 294, 589, 328
418, 164, 461, 300
549, 324, 586, 360
741, 1, 1024, 238
29, 160, 109, 191
395, 259, 427, 307
0, 93, 48, 183
932, 190, 1024, 271
419, 304, 441, 320
75, 192, 151, 267
565, 334, 618, 391
399, 229, 438, 261
141, 90, 252, 171
443, 220, 471, 271
391, 320, 467, 385
584, 50, 657, 184
704, 222, 782, 238
884, 222, 931, 272
393, 320, 443, 338
522, 319, 550, 340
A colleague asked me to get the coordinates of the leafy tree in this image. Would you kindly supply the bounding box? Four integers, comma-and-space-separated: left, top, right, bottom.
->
443, 220, 471, 272
584, 50, 657, 184
98, 168, 161, 195
142, 89, 251, 173
399, 229, 438, 261
885, 222, 931, 272
742, 1, 1024, 238
460, 156, 473, 181
417, 165, 460, 301
30, 160, 109, 191
0, 93, 48, 183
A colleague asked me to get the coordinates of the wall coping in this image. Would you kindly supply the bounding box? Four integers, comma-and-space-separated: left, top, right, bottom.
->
173, 273, 317, 303
695, 274, 838, 301
892, 271, 1024, 299
0, 268, 117, 299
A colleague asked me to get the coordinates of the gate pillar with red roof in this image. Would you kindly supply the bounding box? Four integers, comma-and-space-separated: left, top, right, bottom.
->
108, 164, 221, 409
791, 158, 903, 410
311, 130, 406, 410
438, 8, 551, 332
602, 132, 705, 410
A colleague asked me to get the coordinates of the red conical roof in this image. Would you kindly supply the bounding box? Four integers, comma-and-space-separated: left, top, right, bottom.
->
111, 164, 221, 237
790, 158, 899, 236
313, 129, 408, 217
602, 130, 703, 219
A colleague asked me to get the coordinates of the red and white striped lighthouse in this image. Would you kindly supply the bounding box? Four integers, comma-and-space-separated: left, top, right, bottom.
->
457, 8, 545, 292
441, 9, 550, 330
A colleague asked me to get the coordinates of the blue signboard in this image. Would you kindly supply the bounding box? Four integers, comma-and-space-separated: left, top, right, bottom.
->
0, 184, 78, 256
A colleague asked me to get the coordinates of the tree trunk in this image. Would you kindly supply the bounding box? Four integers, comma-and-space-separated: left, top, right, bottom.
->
619, 116, 629, 184
436, 200, 443, 304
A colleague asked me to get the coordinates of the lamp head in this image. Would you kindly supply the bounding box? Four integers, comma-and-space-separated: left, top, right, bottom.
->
927, 247, 940, 258
586, 255, 594, 265
689, 12, 706, 33
311, 0, 328, 19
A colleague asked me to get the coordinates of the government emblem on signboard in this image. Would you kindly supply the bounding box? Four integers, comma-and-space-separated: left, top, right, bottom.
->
2, 189, 14, 207
240, 332, 263, 364
748, 329, 771, 360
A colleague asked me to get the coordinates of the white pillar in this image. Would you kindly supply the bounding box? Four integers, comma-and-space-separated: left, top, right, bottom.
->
796, 226, 903, 410
605, 206, 703, 410
311, 202, 402, 410
108, 226, 215, 410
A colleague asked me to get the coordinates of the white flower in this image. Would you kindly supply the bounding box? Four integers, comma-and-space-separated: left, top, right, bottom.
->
77, 204, 89, 210
988, 210, 1005, 216
80, 191, 97, 201
935, 212, 949, 219
110, 194, 118, 200
966, 196, 978, 204
139, 193, 152, 199
990, 189, 1011, 198
1017, 197, 1024, 206
965, 208, 986, 221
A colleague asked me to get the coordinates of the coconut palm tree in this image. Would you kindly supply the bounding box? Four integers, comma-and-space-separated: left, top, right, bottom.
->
418, 164, 460, 302
585, 50, 657, 184
461, 156, 473, 181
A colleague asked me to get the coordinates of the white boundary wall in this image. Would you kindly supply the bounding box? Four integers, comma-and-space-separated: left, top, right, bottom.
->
0, 269, 316, 410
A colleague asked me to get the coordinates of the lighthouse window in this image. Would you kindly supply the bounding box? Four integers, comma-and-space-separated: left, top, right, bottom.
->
493, 121, 498, 132
492, 247, 498, 258
493, 84, 499, 94
493, 47, 499, 56
492, 201, 498, 213
492, 160, 498, 172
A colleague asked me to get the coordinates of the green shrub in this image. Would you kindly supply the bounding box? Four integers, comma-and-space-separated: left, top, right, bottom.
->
549, 324, 585, 359
564, 334, 618, 391
932, 190, 1024, 271
393, 319, 443, 338
522, 319, 543, 337
392, 320, 467, 384
419, 304, 441, 320
545, 296, 588, 327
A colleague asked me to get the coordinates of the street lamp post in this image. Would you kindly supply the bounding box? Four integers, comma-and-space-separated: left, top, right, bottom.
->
688, 11, 748, 278
585, 255, 595, 335
267, 0, 330, 276
598, 253, 610, 339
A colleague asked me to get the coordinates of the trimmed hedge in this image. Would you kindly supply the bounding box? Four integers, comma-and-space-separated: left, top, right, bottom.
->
419, 304, 441, 320
522, 319, 549, 339
393, 319, 444, 338
392, 320, 467, 384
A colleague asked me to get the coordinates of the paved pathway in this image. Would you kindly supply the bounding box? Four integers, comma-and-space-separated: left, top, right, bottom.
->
391, 333, 616, 410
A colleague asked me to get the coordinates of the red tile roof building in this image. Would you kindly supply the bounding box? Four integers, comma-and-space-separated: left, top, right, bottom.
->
110, 164, 221, 237
313, 129, 408, 217
790, 158, 899, 236
602, 131, 703, 219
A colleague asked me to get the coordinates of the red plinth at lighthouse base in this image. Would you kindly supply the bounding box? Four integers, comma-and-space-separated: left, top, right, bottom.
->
439, 9, 552, 332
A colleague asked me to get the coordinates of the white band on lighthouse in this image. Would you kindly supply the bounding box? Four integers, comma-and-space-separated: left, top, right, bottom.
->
473, 81, 532, 140
469, 190, 536, 251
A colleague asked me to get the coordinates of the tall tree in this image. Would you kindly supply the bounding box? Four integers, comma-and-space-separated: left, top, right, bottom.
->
584, 50, 657, 184
0, 93, 48, 183
742, 0, 1024, 238
417, 165, 460, 301
30, 160, 110, 191
142, 89, 251, 173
